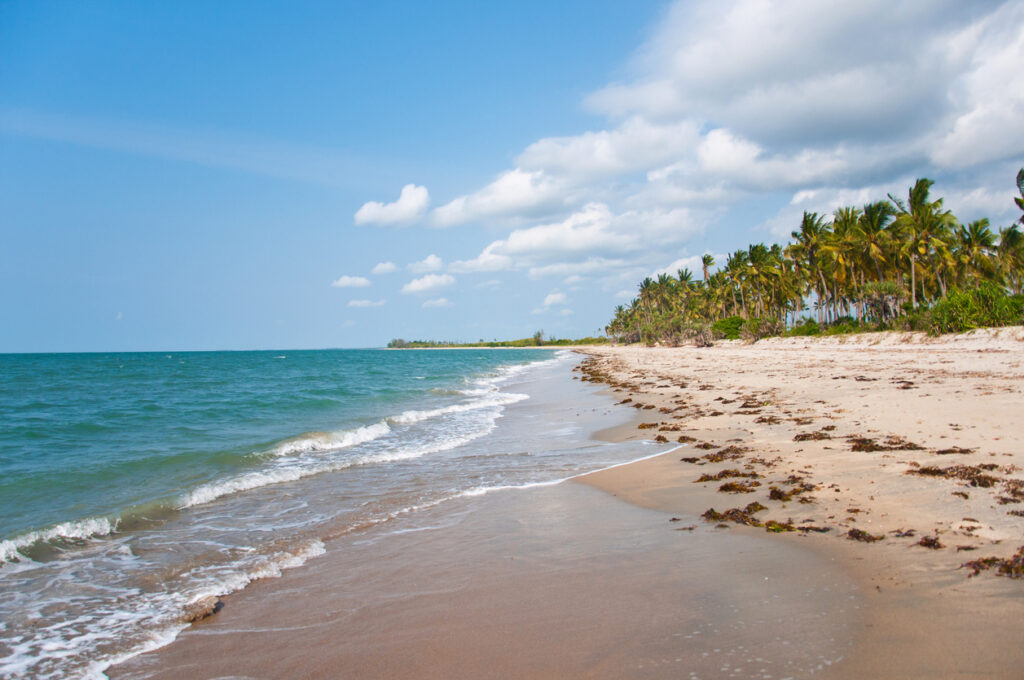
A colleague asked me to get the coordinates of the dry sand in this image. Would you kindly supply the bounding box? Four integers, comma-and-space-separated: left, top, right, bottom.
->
577, 327, 1024, 678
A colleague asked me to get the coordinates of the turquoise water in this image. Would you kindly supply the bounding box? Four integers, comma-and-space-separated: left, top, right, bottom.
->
0, 349, 656, 679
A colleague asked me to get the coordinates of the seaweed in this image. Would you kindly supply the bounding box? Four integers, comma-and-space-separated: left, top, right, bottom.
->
918, 535, 944, 550
794, 430, 832, 441
764, 519, 796, 533
676, 435, 698, 444
695, 442, 718, 450
961, 546, 1024, 578
718, 480, 761, 493
637, 422, 659, 430
694, 469, 759, 483
754, 415, 781, 424
701, 501, 767, 526
935, 446, 975, 455
850, 435, 924, 452
907, 464, 1001, 488
680, 456, 701, 464
846, 528, 885, 543
654, 434, 669, 443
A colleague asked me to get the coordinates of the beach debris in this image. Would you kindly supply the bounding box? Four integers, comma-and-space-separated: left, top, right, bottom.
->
764, 519, 796, 533
659, 423, 681, 431
676, 435, 698, 443
718, 480, 761, 493
957, 545, 978, 552
654, 434, 669, 443
892, 528, 917, 538
616, 398, 633, 405
679, 456, 701, 463
637, 422, 659, 430
952, 491, 970, 499
907, 464, 1001, 488
701, 502, 767, 526
961, 546, 1024, 578
935, 446, 975, 455
181, 596, 223, 623
846, 528, 885, 543
849, 435, 923, 452
695, 442, 718, 450
918, 535, 944, 549
695, 468, 760, 483
676, 525, 698, 531
794, 430, 832, 441
1008, 510, 1024, 517
754, 415, 781, 424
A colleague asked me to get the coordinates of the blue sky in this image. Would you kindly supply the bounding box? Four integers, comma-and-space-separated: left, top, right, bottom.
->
3, 0, 1023, 351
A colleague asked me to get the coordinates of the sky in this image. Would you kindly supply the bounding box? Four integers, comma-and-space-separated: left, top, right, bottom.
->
2, 0, 1023, 352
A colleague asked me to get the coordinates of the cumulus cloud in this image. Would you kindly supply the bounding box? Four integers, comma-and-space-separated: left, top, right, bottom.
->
348, 299, 386, 308
354, 183, 430, 226
331, 275, 371, 288
431, 169, 564, 227
422, 297, 453, 308
349, 0, 1023, 313
409, 254, 443, 273
401, 273, 456, 294
372, 261, 398, 275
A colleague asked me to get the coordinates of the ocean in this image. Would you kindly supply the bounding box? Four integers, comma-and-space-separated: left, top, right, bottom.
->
0, 349, 658, 679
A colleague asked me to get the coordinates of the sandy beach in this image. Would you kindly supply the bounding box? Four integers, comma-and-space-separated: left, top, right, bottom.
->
110, 329, 1024, 679
579, 327, 1024, 678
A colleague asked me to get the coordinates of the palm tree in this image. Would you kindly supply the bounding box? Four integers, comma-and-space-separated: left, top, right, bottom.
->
790, 212, 831, 323
889, 179, 954, 307
701, 254, 715, 283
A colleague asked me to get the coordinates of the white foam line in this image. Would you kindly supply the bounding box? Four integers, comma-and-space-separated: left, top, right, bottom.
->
459, 445, 684, 499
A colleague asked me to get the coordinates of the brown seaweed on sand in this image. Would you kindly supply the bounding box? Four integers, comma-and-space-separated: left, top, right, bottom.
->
961, 546, 1024, 578
907, 464, 1001, 488
847, 528, 885, 543
718, 480, 760, 493
918, 535, 944, 549
701, 502, 767, 527
694, 469, 760, 483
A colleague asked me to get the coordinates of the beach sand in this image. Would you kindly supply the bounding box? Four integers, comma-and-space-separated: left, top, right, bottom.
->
578, 327, 1024, 678
112, 329, 1024, 679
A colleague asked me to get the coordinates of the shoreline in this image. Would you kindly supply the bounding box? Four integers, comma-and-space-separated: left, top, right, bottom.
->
108, 330, 1024, 678
574, 327, 1024, 678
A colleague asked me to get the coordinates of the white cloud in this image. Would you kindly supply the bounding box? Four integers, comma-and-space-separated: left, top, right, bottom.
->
409, 254, 443, 273
422, 297, 453, 308
354, 184, 430, 226
518, 116, 701, 179
372, 261, 398, 275
401, 273, 456, 294
331, 275, 371, 288
348, 299, 387, 308
431, 169, 564, 227
543, 292, 567, 307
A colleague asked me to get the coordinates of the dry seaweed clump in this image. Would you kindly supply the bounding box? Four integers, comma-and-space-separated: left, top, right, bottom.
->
962, 546, 1024, 578
718, 480, 761, 493
849, 435, 924, 452
703, 445, 748, 463
694, 469, 760, 483
701, 502, 767, 527
847, 528, 885, 543
907, 464, 1001, 488
794, 430, 832, 441
918, 535, 944, 550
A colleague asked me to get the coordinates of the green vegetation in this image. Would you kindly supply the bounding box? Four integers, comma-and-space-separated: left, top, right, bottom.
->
606, 170, 1024, 344
386, 335, 609, 348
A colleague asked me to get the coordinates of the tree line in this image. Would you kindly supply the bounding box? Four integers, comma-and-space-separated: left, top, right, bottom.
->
606, 170, 1024, 344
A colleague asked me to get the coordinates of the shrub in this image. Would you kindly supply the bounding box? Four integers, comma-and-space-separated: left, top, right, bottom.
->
787, 319, 821, 336
740, 317, 783, 341
711, 315, 745, 340
929, 284, 1024, 335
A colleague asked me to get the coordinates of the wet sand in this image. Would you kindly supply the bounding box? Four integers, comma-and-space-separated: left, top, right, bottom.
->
112, 483, 859, 680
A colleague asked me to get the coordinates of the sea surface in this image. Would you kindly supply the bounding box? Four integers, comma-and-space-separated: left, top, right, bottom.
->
0, 348, 658, 679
